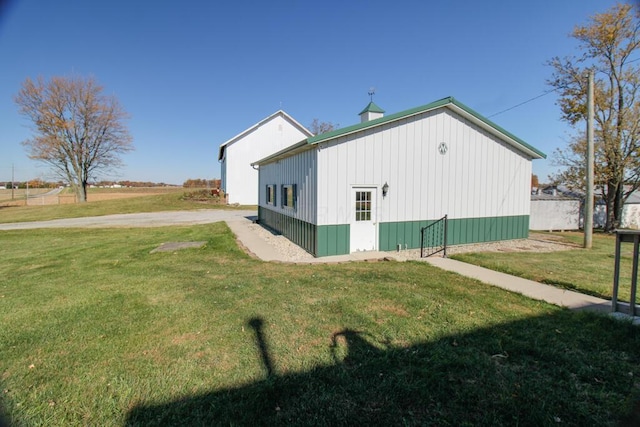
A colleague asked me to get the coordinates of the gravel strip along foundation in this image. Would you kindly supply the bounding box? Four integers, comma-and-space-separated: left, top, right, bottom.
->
246, 222, 578, 262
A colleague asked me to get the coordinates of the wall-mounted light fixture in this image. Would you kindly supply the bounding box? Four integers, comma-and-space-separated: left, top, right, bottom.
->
382, 182, 389, 197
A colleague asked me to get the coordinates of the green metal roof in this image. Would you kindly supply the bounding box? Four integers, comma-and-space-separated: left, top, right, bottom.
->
309, 96, 545, 158
254, 96, 546, 165
358, 101, 385, 115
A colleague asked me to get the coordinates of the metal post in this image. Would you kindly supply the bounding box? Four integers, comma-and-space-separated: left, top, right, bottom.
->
631, 235, 640, 316
443, 215, 448, 258
584, 69, 594, 249
612, 232, 621, 313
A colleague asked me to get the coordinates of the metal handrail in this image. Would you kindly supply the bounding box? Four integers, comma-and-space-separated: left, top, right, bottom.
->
420, 215, 448, 258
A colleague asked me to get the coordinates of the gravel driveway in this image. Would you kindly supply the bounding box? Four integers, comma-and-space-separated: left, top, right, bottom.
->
0, 209, 256, 230
0, 211, 576, 262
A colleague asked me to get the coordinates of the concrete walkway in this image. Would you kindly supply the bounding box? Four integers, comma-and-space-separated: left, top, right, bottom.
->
425, 257, 611, 313
227, 218, 621, 316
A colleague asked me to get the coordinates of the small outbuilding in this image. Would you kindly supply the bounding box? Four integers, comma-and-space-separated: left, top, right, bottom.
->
253, 97, 546, 257
621, 190, 640, 229
218, 110, 313, 205
530, 191, 580, 231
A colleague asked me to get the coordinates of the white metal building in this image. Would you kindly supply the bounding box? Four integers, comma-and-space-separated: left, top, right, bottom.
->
218, 110, 313, 205
253, 97, 546, 257
530, 193, 580, 231
621, 191, 640, 229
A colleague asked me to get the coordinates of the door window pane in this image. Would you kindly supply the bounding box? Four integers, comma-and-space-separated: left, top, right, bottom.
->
355, 191, 372, 222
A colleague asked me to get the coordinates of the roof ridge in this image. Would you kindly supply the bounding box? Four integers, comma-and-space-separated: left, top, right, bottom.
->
218, 110, 313, 160
254, 96, 546, 165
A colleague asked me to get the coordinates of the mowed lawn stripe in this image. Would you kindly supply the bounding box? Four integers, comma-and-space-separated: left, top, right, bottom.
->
1, 224, 640, 426
453, 231, 638, 302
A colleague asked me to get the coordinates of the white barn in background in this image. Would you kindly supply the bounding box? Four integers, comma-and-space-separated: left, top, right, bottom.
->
253, 97, 546, 257
218, 110, 312, 205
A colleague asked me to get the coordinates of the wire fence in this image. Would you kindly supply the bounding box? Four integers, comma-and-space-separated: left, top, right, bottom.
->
0, 188, 72, 206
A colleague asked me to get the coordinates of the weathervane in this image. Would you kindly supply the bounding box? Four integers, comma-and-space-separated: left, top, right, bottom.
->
368, 87, 375, 102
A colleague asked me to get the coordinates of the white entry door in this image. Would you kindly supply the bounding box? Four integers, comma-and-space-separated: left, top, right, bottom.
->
350, 187, 377, 252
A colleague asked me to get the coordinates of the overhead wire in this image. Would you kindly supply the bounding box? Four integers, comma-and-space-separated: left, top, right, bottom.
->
487, 88, 559, 119
488, 57, 639, 119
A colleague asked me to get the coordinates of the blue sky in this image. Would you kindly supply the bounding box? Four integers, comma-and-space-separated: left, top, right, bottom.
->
0, 0, 625, 185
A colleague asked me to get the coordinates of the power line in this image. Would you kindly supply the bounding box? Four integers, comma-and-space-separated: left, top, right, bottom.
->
488, 57, 640, 119
487, 88, 559, 119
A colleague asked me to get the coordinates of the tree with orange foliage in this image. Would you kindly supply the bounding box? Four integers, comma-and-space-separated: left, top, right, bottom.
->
548, 3, 640, 231
531, 174, 539, 189
15, 76, 133, 202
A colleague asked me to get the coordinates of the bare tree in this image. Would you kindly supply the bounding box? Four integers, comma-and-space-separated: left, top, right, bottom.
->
548, 3, 640, 231
308, 118, 338, 136
15, 75, 133, 202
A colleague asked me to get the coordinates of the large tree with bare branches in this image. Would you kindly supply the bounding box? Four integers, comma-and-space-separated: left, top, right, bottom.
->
308, 118, 338, 136
548, 3, 640, 231
15, 75, 133, 202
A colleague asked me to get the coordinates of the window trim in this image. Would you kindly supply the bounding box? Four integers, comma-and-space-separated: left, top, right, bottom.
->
266, 184, 277, 206
281, 184, 297, 210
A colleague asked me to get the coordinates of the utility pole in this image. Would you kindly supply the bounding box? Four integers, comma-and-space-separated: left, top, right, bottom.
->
11, 163, 14, 201
584, 69, 595, 249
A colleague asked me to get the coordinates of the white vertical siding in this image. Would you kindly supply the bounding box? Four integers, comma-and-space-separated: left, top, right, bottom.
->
316, 108, 533, 226
224, 114, 310, 205
258, 148, 317, 224
530, 199, 580, 230
220, 157, 227, 192
622, 205, 640, 229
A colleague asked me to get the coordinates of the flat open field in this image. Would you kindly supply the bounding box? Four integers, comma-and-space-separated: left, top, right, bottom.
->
0, 188, 243, 224
86, 187, 186, 202
0, 188, 52, 204
0, 187, 192, 207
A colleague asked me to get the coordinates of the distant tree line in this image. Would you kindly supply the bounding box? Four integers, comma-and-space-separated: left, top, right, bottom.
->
2, 179, 220, 189
93, 180, 176, 188
182, 179, 221, 188
2, 180, 64, 189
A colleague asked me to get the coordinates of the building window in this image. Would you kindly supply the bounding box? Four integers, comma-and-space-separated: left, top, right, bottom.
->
355, 191, 372, 221
266, 184, 276, 205
282, 184, 296, 209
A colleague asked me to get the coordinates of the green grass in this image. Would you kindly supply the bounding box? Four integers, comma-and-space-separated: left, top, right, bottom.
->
0, 190, 253, 224
452, 232, 638, 302
2, 225, 640, 425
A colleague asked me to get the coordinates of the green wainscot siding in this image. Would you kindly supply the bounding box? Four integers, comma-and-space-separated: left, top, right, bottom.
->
378, 215, 530, 251
258, 207, 317, 256
316, 224, 350, 257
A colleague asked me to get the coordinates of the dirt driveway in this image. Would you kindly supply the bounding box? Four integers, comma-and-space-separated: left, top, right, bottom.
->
0, 210, 257, 230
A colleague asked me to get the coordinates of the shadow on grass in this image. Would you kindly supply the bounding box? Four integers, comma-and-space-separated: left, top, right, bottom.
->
126, 312, 640, 426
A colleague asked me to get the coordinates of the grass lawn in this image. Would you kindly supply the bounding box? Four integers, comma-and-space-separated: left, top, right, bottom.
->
2, 225, 640, 425
0, 189, 253, 224
452, 232, 637, 303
